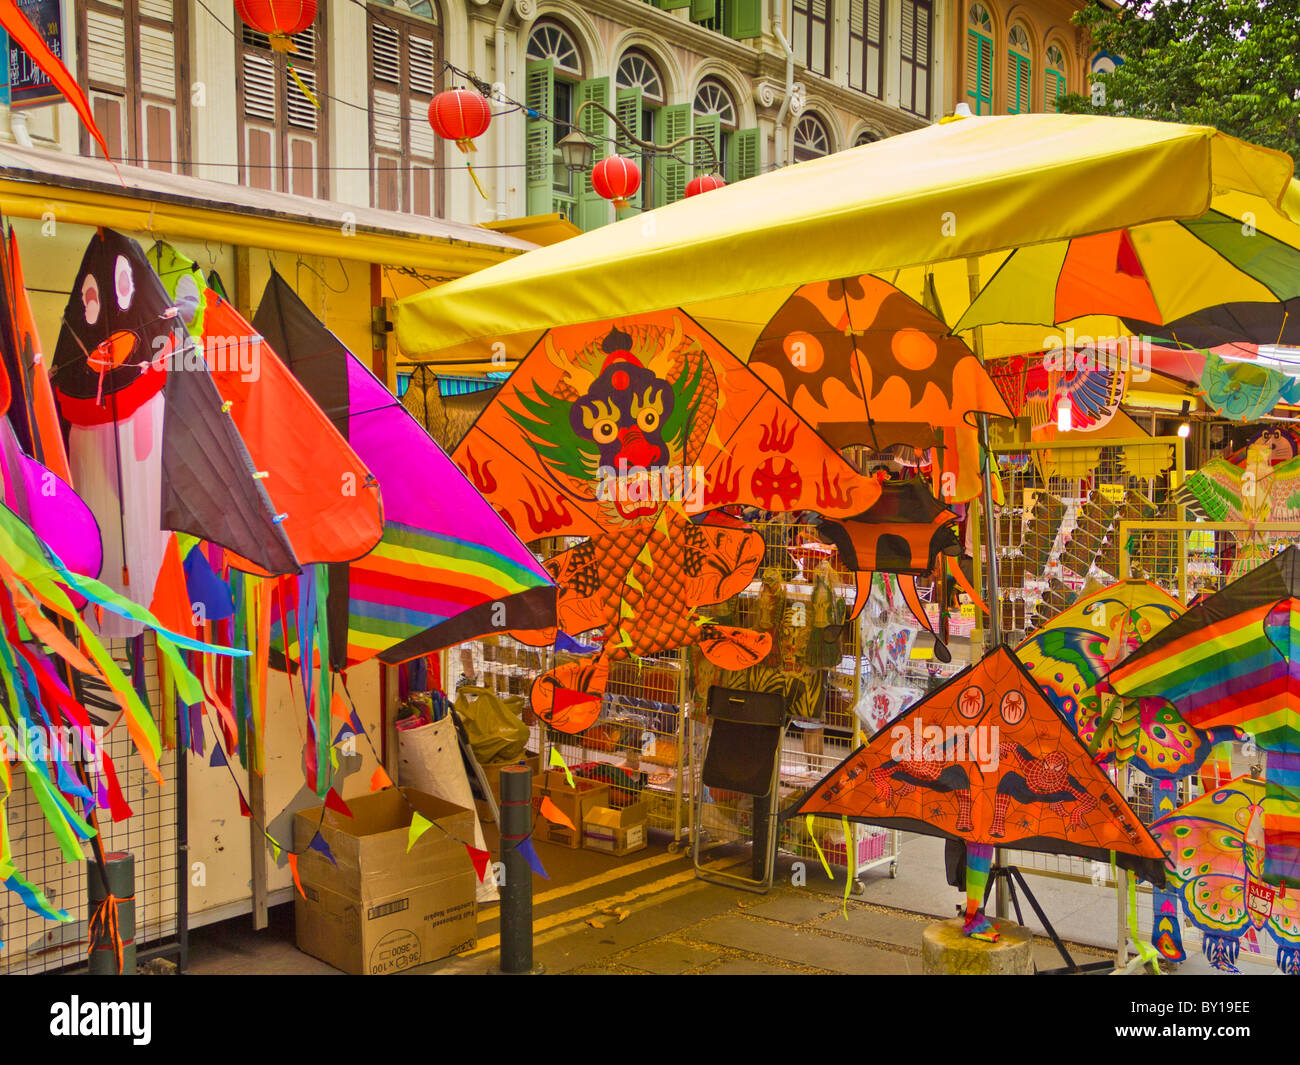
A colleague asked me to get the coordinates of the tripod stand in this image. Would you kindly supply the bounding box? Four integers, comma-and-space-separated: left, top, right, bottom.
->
978, 864, 1114, 974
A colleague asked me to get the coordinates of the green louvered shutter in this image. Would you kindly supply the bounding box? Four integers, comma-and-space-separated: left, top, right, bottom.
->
691, 114, 721, 178
690, 0, 716, 23
728, 127, 760, 182
659, 104, 690, 204
661, 0, 692, 10
966, 30, 992, 115
1007, 52, 1030, 114
615, 87, 644, 211
525, 59, 555, 216
1045, 68, 1064, 112
727, 0, 761, 37
575, 76, 611, 231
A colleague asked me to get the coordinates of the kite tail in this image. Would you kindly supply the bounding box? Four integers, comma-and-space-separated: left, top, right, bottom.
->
1203, 932, 1241, 973
962, 842, 998, 942
1263, 750, 1300, 888
1277, 945, 1300, 974
899, 573, 951, 663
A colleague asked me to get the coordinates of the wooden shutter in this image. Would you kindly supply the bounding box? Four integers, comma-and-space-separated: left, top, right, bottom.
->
615, 87, 644, 212
525, 60, 555, 216
691, 0, 717, 23
728, 0, 762, 39
728, 127, 761, 182
661, 0, 692, 10
660, 104, 690, 205
691, 114, 721, 177
966, 30, 992, 115
1045, 69, 1064, 113
575, 77, 611, 231
1008, 53, 1029, 114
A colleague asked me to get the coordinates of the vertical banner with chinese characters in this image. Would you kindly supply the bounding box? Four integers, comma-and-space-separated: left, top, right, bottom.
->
7, 0, 62, 109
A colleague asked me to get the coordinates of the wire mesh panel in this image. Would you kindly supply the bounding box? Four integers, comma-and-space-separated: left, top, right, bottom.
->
1, 635, 181, 974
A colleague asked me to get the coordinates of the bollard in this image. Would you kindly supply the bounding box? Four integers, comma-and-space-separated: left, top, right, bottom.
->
498, 765, 542, 974
87, 851, 136, 975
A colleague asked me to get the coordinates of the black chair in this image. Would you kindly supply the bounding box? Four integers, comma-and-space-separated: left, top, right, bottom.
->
692, 685, 789, 893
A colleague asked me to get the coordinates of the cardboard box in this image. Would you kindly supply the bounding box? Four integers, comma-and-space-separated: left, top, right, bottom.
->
474, 751, 542, 820
532, 769, 611, 849
293, 788, 478, 975
582, 800, 649, 856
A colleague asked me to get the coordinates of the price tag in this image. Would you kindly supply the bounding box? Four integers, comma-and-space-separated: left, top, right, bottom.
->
909, 646, 933, 660
1097, 483, 1124, 503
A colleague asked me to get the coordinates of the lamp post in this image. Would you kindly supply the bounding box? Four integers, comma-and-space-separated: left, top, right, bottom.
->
558, 99, 722, 177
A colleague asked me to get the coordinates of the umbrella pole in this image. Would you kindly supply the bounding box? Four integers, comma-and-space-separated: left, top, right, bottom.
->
966, 259, 1008, 921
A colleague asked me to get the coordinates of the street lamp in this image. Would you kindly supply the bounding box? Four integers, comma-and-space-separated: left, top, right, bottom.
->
561, 99, 722, 176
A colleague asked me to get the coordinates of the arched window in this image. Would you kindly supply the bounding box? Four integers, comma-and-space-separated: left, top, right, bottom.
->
965, 3, 992, 115
792, 113, 831, 162
526, 21, 597, 225
1045, 43, 1067, 112
691, 77, 736, 180
1007, 23, 1031, 114
368, 0, 442, 215
614, 50, 665, 210
853, 129, 878, 147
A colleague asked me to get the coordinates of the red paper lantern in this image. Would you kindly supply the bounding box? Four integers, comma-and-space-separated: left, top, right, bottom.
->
591, 155, 641, 208
686, 173, 727, 197
235, 0, 317, 51
428, 89, 492, 154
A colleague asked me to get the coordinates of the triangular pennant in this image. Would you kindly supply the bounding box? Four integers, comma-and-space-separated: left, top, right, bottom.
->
539, 795, 575, 831
370, 766, 394, 792
237, 791, 252, 818
553, 687, 600, 717
786, 646, 1168, 884
308, 832, 337, 866
349, 709, 364, 735
286, 852, 305, 899
466, 845, 492, 883
407, 812, 433, 853
333, 723, 356, 746
209, 744, 228, 767
548, 746, 575, 789
324, 788, 355, 819
269, 839, 282, 863
515, 835, 549, 880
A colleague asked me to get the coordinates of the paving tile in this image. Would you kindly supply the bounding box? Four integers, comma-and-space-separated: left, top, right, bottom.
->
742, 893, 841, 926
693, 915, 917, 974
827, 908, 929, 951
707, 958, 805, 975
619, 940, 721, 974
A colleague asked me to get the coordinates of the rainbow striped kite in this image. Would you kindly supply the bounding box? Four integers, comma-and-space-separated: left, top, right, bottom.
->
1107, 547, 1300, 888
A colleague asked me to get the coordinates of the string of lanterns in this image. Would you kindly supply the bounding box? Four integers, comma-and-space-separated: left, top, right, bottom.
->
234, 1, 725, 205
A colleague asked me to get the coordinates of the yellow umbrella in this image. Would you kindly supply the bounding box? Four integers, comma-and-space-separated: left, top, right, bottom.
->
395, 114, 1298, 365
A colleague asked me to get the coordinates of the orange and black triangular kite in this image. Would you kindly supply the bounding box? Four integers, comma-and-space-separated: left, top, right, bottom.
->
785, 645, 1168, 885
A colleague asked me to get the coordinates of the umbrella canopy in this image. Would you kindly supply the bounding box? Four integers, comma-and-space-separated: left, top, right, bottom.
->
394, 115, 1297, 366
1107, 547, 1300, 887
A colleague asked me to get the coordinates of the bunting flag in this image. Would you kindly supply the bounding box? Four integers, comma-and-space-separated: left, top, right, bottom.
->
324, 788, 354, 819
370, 766, 394, 792
466, 845, 492, 884
287, 852, 305, 899
407, 811, 433, 853
548, 746, 575, 790
515, 835, 549, 880
308, 832, 337, 866
539, 796, 574, 831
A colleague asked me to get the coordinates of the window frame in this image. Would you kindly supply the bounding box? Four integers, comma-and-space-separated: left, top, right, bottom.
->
791, 0, 833, 79
847, 0, 884, 99
898, 0, 932, 119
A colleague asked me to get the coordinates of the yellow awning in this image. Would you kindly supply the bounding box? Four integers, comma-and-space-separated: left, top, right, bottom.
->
480, 212, 583, 247
0, 143, 533, 274
395, 114, 1296, 363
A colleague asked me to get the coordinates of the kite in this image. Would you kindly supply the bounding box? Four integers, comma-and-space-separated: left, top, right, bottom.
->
148, 243, 385, 572
454, 309, 892, 732
0, 497, 245, 917
1018, 580, 1237, 780
786, 645, 1168, 940
1107, 546, 1300, 888
49, 229, 297, 635
747, 274, 1012, 503
1175, 439, 1300, 579
1150, 774, 1300, 973
252, 272, 556, 668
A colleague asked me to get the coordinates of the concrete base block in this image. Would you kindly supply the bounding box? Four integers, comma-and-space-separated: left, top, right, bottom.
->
921, 917, 1034, 975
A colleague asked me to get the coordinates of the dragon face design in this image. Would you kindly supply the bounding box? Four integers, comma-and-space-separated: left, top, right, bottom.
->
509, 323, 705, 523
